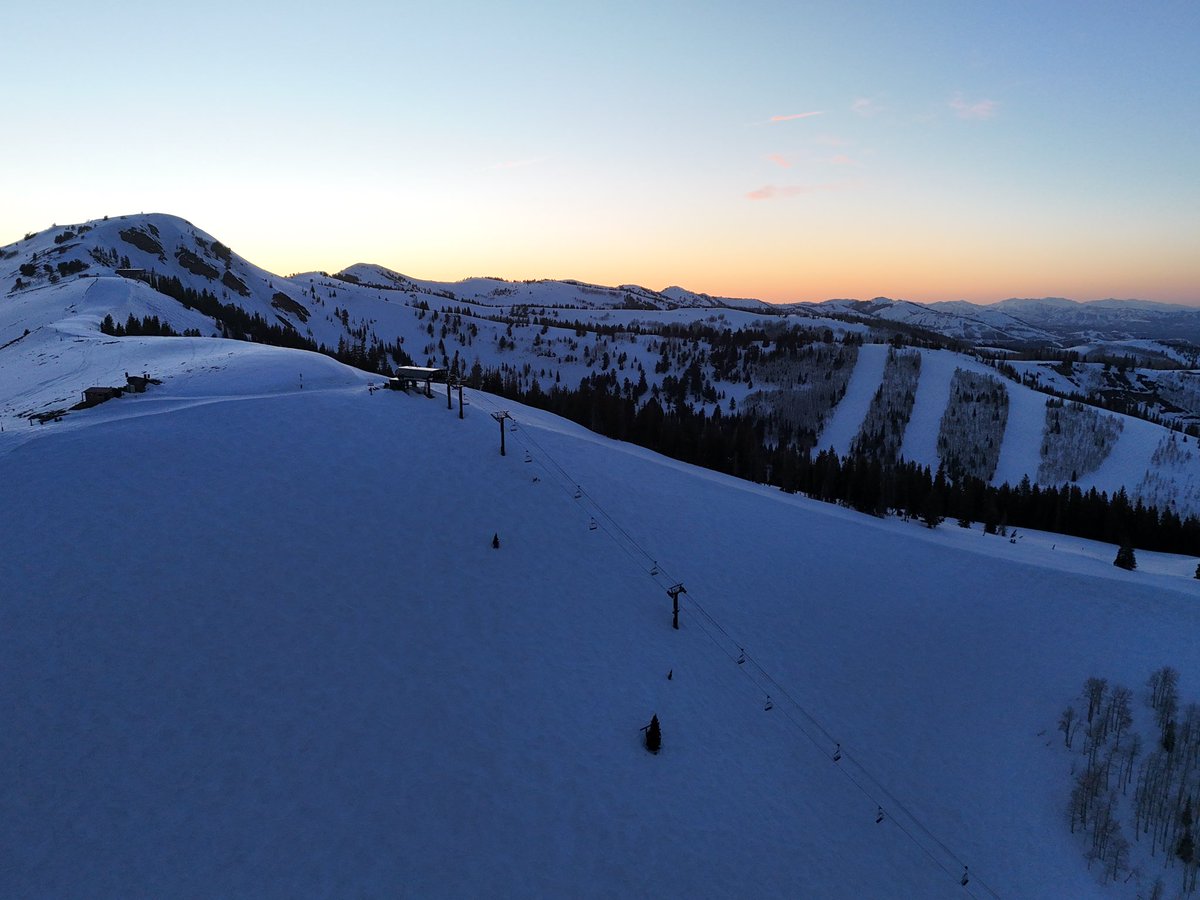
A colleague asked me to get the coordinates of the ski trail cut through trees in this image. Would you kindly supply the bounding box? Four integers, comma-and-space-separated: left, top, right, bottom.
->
817, 343, 889, 457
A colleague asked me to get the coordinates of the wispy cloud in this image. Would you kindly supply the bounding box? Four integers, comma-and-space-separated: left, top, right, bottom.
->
851, 97, 881, 116
766, 153, 793, 169
829, 153, 857, 166
948, 94, 997, 120
746, 182, 851, 201
768, 111, 824, 123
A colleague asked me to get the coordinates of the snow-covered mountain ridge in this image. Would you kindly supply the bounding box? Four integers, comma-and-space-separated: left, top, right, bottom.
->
3, 212, 1198, 522
6, 213, 1197, 342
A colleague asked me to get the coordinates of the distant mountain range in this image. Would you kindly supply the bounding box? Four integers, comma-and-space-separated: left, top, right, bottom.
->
821, 296, 1200, 347
4, 213, 1197, 351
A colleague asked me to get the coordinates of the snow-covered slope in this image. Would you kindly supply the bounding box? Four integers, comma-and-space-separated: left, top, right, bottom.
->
660, 285, 774, 311
3, 213, 1197, 518
814, 297, 1058, 344
8, 214, 1198, 352
2, 214, 313, 333
817, 342, 890, 455
801, 296, 1200, 345
790, 342, 1200, 515
1010, 358, 1200, 431
2, 330, 1198, 898
982, 297, 1200, 342
337, 262, 703, 311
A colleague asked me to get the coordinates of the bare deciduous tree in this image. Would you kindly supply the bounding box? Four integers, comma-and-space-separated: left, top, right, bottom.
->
1084, 676, 1109, 724
1060, 705, 1079, 749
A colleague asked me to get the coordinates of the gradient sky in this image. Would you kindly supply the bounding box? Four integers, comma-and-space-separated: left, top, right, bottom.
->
3, 1, 1197, 304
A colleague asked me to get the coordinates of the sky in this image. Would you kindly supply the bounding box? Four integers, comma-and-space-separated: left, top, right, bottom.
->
2, 1, 1197, 304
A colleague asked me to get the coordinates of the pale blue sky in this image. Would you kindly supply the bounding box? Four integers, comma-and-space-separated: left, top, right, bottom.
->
3, 1, 1197, 302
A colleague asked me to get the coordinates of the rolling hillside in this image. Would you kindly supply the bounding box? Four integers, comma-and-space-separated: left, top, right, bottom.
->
3, 213, 1198, 521
2, 325, 1199, 897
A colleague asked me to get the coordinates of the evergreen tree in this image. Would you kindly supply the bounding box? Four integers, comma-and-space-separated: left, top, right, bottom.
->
644, 714, 661, 754
920, 484, 944, 529
1113, 544, 1137, 570
1178, 801, 1194, 864
1162, 718, 1176, 753
1179, 831, 1195, 865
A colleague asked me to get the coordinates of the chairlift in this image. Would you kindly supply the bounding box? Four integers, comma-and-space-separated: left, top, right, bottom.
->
573, 486, 582, 499
833, 743, 842, 763
650, 562, 659, 575
736, 649, 746, 665
875, 807, 885, 824
509, 421, 518, 432
524, 450, 532, 463
961, 867, 969, 887
589, 518, 598, 531
763, 696, 773, 711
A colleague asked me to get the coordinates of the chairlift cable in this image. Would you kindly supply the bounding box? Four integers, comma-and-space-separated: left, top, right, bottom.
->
464, 389, 999, 898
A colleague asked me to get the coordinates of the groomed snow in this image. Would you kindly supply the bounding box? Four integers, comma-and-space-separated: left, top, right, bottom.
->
1076, 412, 1162, 496
816, 342, 888, 456
900, 349, 959, 467
3, 334, 1198, 898
992, 372, 1050, 488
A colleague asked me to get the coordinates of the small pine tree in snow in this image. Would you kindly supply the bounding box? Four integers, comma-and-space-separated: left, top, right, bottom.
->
1193, 562, 1200, 580
1113, 545, 1137, 571
644, 714, 661, 754
920, 469, 946, 529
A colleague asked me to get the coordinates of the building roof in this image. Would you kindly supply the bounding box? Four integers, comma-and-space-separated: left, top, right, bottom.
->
393, 366, 447, 378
